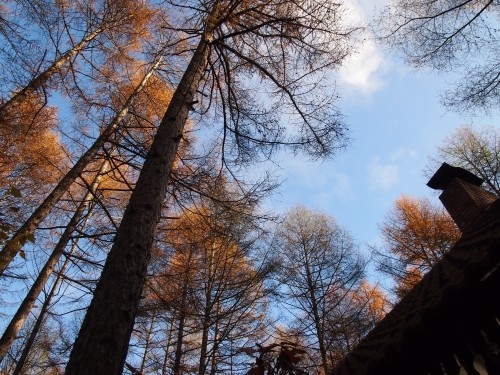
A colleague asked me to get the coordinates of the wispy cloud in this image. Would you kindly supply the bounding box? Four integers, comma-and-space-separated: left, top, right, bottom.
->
338, 0, 388, 95
339, 41, 386, 95
366, 148, 418, 191
367, 157, 399, 191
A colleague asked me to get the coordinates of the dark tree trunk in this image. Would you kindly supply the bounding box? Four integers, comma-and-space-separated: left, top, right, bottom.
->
139, 310, 157, 374
172, 310, 187, 375
304, 253, 331, 375
198, 306, 211, 375
209, 306, 220, 375
173, 248, 195, 375
161, 319, 175, 375
64, 28, 211, 370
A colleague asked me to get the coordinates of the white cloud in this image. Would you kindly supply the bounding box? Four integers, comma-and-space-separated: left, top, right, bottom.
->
367, 157, 399, 191
339, 41, 387, 95
338, 0, 389, 95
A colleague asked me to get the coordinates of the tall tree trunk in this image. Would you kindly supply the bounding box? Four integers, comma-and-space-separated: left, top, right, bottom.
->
0, 57, 162, 275
304, 254, 330, 375
0, 157, 110, 362
173, 248, 195, 375
64, 7, 217, 374
199, 243, 216, 375
209, 302, 220, 375
0, 26, 104, 121
198, 306, 211, 375
172, 310, 187, 375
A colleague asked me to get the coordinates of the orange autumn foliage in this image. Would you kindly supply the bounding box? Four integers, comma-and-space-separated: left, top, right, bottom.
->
380, 195, 461, 298
350, 280, 390, 323
79, 70, 175, 204
151, 203, 260, 309
382, 195, 460, 267
0, 94, 66, 191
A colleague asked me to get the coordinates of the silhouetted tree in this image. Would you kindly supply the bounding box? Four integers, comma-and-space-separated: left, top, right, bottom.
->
273, 206, 365, 374
377, 0, 500, 113
426, 125, 500, 196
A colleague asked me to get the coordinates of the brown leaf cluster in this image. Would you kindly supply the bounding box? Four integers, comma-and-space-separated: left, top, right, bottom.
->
380, 195, 461, 298
0, 94, 66, 191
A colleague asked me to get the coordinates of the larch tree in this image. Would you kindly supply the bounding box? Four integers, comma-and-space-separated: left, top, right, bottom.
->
0, 55, 164, 275
0, 0, 160, 274
0, 49, 173, 368
377, 0, 500, 113
135, 178, 272, 375
0, 154, 116, 363
188, 208, 269, 375
375, 195, 461, 300
0, 0, 153, 123
65, 1, 358, 374
11, 240, 84, 375
0, 94, 65, 192
155, 236, 199, 375
273, 206, 365, 374
0, 93, 67, 278
323, 280, 389, 365
426, 125, 500, 196
0, 316, 65, 375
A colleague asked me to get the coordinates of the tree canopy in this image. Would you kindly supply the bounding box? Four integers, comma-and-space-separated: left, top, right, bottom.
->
273, 206, 384, 373
378, 0, 500, 113
375, 195, 461, 300
427, 125, 500, 196
5, 0, 488, 373
64, 1, 360, 372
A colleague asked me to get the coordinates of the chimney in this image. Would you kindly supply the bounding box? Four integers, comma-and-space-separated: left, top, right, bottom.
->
427, 163, 497, 233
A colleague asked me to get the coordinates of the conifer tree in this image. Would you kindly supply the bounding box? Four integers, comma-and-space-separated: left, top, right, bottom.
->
66, 1, 357, 373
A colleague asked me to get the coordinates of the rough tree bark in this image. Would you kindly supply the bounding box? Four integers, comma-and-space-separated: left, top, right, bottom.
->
64, 20, 213, 371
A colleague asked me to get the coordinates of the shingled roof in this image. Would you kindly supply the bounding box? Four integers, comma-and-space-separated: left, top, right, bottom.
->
332, 165, 500, 375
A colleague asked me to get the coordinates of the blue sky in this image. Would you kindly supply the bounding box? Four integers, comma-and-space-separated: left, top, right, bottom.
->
266, 0, 497, 270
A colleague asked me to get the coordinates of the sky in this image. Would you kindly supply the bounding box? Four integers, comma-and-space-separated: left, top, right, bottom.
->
0, 0, 497, 351
265, 0, 497, 278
